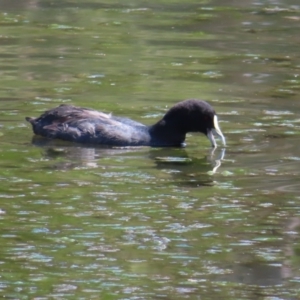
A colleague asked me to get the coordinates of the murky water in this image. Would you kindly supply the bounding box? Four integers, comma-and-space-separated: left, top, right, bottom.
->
0, 0, 300, 299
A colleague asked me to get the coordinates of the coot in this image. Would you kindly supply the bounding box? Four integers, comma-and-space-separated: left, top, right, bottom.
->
26, 99, 226, 147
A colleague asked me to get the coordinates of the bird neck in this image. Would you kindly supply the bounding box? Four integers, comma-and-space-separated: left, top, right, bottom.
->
149, 119, 186, 146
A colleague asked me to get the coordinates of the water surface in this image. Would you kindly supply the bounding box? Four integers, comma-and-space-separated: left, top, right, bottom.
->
0, 0, 300, 299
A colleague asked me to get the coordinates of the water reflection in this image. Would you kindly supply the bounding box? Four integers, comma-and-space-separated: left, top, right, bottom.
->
223, 217, 300, 287
151, 147, 226, 187
30, 136, 226, 185
230, 262, 282, 286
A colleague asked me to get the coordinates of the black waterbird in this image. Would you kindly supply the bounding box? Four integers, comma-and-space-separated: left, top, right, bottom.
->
26, 99, 226, 148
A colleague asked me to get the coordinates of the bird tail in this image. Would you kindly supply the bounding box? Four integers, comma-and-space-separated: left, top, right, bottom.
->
25, 117, 35, 124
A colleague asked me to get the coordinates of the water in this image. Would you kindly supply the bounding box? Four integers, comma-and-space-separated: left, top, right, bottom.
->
0, 0, 300, 299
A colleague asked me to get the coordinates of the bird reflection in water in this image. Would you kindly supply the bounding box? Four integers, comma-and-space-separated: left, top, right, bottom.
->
30, 136, 226, 187
151, 147, 226, 187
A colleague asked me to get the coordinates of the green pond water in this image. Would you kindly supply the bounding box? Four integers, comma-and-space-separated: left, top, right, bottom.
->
0, 0, 300, 299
